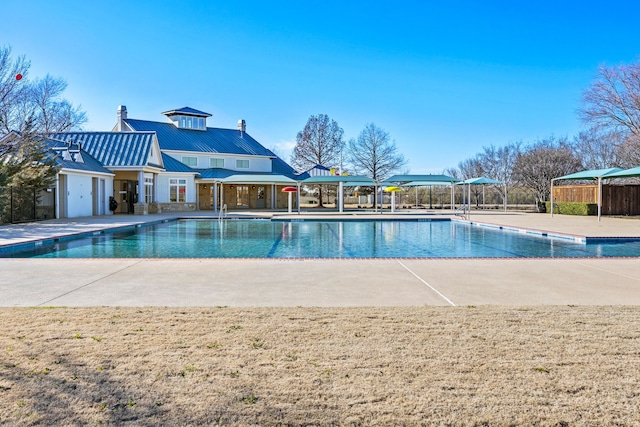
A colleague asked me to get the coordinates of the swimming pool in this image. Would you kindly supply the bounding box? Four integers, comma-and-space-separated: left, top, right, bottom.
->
2, 219, 640, 258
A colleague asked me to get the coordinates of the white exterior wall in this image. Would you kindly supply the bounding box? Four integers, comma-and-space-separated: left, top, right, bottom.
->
166, 153, 272, 172
65, 172, 94, 218
155, 174, 197, 203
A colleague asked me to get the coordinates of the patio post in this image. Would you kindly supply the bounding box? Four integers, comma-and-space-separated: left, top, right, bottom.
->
597, 177, 602, 222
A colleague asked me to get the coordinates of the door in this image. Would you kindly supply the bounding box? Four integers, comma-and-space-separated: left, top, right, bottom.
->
236, 185, 249, 208
256, 186, 266, 208
114, 180, 137, 214
99, 179, 106, 215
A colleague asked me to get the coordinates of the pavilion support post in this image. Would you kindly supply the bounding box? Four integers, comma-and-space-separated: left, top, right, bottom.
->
450, 184, 454, 212
597, 177, 602, 222
550, 180, 554, 217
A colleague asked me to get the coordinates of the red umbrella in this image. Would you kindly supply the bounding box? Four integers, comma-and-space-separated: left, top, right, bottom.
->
281, 186, 298, 192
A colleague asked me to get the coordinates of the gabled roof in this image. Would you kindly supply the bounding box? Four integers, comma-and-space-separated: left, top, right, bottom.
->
44, 138, 113, 175
124, 119, 276, 157
162, 107, 212, 117
49, 132, 158, 168
271, 156, 297, 177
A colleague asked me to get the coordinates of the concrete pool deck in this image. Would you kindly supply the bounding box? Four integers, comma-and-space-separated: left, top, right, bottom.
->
1, 210, 639, 307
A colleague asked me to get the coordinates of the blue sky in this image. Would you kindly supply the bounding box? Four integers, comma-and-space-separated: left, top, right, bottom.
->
3, 1, 640, 173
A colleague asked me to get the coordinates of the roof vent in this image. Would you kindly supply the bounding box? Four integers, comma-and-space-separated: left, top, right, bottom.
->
238, 119, 246, 136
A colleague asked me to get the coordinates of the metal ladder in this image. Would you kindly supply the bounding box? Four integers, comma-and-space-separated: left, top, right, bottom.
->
218, 204, 227, 221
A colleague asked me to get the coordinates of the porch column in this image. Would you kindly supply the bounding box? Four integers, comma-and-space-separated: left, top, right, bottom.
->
153, 173, 158, 202
134, 170, 148, 215
213, 182, 218, 213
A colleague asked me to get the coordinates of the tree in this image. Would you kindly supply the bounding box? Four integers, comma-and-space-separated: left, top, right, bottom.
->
0, 45, 86, 188
580, 61, 640, 139
347, 123, 406, 207
290, 114, 345, 207
572, 126, 623, 169
477, 142, 521, 207
513, 136, 582, 211
347, 123, 406, 180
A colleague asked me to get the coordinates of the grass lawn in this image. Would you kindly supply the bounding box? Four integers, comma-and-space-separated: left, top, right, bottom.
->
1, 306, 639, 425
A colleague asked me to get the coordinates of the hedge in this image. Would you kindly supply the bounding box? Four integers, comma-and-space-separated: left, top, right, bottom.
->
544, 202, 598, 216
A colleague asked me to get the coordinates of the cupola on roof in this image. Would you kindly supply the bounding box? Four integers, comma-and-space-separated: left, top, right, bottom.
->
162, 107, 212, 118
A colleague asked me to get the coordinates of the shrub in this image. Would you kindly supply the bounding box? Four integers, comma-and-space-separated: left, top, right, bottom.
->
544, 202, 597, 216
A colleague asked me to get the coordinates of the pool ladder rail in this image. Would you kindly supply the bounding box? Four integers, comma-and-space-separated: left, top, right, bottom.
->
218, 204, 227, 221
454, 205, 469, 220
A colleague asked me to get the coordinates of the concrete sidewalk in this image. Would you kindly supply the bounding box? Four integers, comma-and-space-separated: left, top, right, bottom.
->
1, 210, 639, 307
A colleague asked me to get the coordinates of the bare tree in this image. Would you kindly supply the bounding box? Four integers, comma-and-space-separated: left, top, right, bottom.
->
347, 123, 406, 207
616, 134, 640, 168
477, 142, 521, 207
291, 114, 344, 171
580, 61, 640, 139
347, 123, 406, 180
513, 136, 582, 211
1, 46, 86, 136
290, 114, 344, 207
572, 126, 623, 169
0, 45, 85, 188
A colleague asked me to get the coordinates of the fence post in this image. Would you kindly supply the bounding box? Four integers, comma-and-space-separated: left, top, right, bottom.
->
10, 187, 13, 224
33, 187, 36, 221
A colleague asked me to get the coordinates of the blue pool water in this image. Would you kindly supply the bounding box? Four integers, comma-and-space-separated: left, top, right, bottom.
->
2, 219, 640, 259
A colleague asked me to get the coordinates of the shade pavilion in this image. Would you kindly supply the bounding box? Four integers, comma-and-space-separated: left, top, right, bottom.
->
456, 177, 506, 216
300, 175, 378, 213
385, 175, 459, 211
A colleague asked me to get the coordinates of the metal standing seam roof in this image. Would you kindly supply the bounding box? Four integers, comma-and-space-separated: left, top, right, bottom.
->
161, 153, 197, 173
44, 139, 114, 175
161, 107, 212, 117
124, 119, 276, 157
48, 132, 156, 167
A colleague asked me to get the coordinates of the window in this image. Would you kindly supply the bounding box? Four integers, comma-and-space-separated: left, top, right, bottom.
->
210, 158, 224, 168
169, 179, 187, 202
182, 156, 197, 167
236, 159, 249, 169
144, 177, 153, 204
177, 116, 205, 130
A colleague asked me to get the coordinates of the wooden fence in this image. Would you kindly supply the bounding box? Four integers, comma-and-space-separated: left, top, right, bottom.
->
553, 184, 640, 215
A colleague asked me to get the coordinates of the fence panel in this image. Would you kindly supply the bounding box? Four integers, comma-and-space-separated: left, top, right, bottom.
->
554, 184, 640, 215
0, 187, 56, 224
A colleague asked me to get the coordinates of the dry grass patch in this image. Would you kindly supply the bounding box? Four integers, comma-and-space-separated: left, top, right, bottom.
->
1, 306, 639, 425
